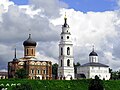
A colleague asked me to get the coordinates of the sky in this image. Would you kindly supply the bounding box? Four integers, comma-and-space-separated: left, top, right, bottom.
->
0, 0, 120, 71
10, 0, 118, 12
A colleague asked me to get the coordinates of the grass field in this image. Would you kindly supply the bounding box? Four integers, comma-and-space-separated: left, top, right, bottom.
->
0, 79, 120, 90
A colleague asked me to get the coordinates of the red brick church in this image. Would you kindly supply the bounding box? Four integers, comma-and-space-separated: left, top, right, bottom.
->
8, 34, 52, 80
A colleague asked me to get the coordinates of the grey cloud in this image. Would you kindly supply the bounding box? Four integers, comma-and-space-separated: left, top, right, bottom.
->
29, 0, 68, 18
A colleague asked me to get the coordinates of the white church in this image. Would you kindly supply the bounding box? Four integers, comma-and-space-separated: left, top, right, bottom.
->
77, 47, 110, 80
58, 14, 110, 80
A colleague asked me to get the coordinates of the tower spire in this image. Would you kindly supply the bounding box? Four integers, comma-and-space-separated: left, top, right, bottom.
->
13, 47, 18, 61
63, 12, 68, 27
14, 48, 16, 59
92, 45, 94, 52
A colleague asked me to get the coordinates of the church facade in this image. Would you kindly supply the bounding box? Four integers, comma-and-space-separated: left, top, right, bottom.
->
8, 34, 52, 80
58, 15, 74, 80
77, 47, 110, 80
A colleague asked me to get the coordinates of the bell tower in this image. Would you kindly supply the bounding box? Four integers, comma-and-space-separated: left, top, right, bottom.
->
58, 13, 74, 80
23, 34, 37, 58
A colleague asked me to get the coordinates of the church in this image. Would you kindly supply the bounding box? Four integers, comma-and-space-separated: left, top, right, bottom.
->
7, 14, 111, 80
8, 34, 52, 80
77, 47, 110, 80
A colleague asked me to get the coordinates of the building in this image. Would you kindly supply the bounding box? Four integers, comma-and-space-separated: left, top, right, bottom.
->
58, 14, 74, 80
8, 34, 52, 80
0, 72, 8, 79
77, 47, 110, 80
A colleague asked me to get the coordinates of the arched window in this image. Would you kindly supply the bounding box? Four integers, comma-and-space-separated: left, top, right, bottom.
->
67, 36, 69, 39
61, 60, 62, 67
43, 70, 46, 74
67, 47, 70, 55
61, 48, 63, 55
61, 36, 63, 39
67, 59, 70, 66
26, 49, 29, 55
37, 70, 40, 74
32, 49, 34, 55
31, 69, 34, 74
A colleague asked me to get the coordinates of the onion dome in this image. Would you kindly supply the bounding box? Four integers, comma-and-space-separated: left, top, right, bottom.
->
23, 34, 37, 46
89, 46, 98, 56
89, 51, 98, 56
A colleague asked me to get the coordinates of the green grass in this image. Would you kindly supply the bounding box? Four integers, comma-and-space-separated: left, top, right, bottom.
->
0, 79, 120, 90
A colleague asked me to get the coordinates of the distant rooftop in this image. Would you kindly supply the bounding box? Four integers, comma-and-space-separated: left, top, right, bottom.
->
80, 62, 109, 67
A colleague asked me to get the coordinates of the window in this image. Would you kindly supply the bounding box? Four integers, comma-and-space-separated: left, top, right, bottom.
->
67, 59, 70, 66
61, 36, 63, 39
31, 69, 34, 74
32, 49, 34, 55
67, 36, 69, 39
61, 60, 62, 67
37, 70, 40, 74
61, 48, 63, 55
26, 49, 29, 55
91, 57, 94, 62
43, 70, 46, 74
67, 47, 70, 55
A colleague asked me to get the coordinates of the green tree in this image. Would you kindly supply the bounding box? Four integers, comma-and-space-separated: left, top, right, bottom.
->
52, 63, 58, 79
74, 62, 81, 74
88, 75, 104, 90
15, 68, 28, 79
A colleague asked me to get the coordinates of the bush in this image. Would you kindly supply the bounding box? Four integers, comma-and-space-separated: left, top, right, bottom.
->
12, 82, 33, 90
88, 75, 104, 90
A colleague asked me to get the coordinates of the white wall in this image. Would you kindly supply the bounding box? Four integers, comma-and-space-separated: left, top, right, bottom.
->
77, 66, 110, 80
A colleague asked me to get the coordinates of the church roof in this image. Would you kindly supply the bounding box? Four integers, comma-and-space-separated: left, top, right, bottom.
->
89, 51, 98, 56
23, 34, 37, 46
81, 62, 109, 67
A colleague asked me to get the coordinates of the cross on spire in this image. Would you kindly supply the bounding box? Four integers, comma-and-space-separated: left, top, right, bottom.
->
92, 45, 94, 52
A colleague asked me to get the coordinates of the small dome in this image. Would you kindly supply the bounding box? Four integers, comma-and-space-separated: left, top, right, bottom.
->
23, 34, 37, 46
89, 51, 98, 56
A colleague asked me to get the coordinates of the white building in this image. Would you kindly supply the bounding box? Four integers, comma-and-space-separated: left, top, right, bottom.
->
77, 47, 110, 80
58, 14, 74, 80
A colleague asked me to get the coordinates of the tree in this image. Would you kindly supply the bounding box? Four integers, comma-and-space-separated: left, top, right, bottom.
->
15, 68, 28, 79
74, 62, 81, 74
88, 75, 104, 90
52, 63, 58, 79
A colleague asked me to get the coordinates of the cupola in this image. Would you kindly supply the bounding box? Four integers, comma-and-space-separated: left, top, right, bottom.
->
23, 34, 37, 47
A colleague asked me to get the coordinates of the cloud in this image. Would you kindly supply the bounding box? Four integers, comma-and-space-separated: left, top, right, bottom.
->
52, 8, 120, 70
1, 0, 120, 71
29, 0, 68, 18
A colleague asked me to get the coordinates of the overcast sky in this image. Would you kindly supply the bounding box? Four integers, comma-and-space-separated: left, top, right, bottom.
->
0, 0, 120, 71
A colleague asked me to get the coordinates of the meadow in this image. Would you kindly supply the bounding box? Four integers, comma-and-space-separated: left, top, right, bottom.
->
0, 79, 120, 90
